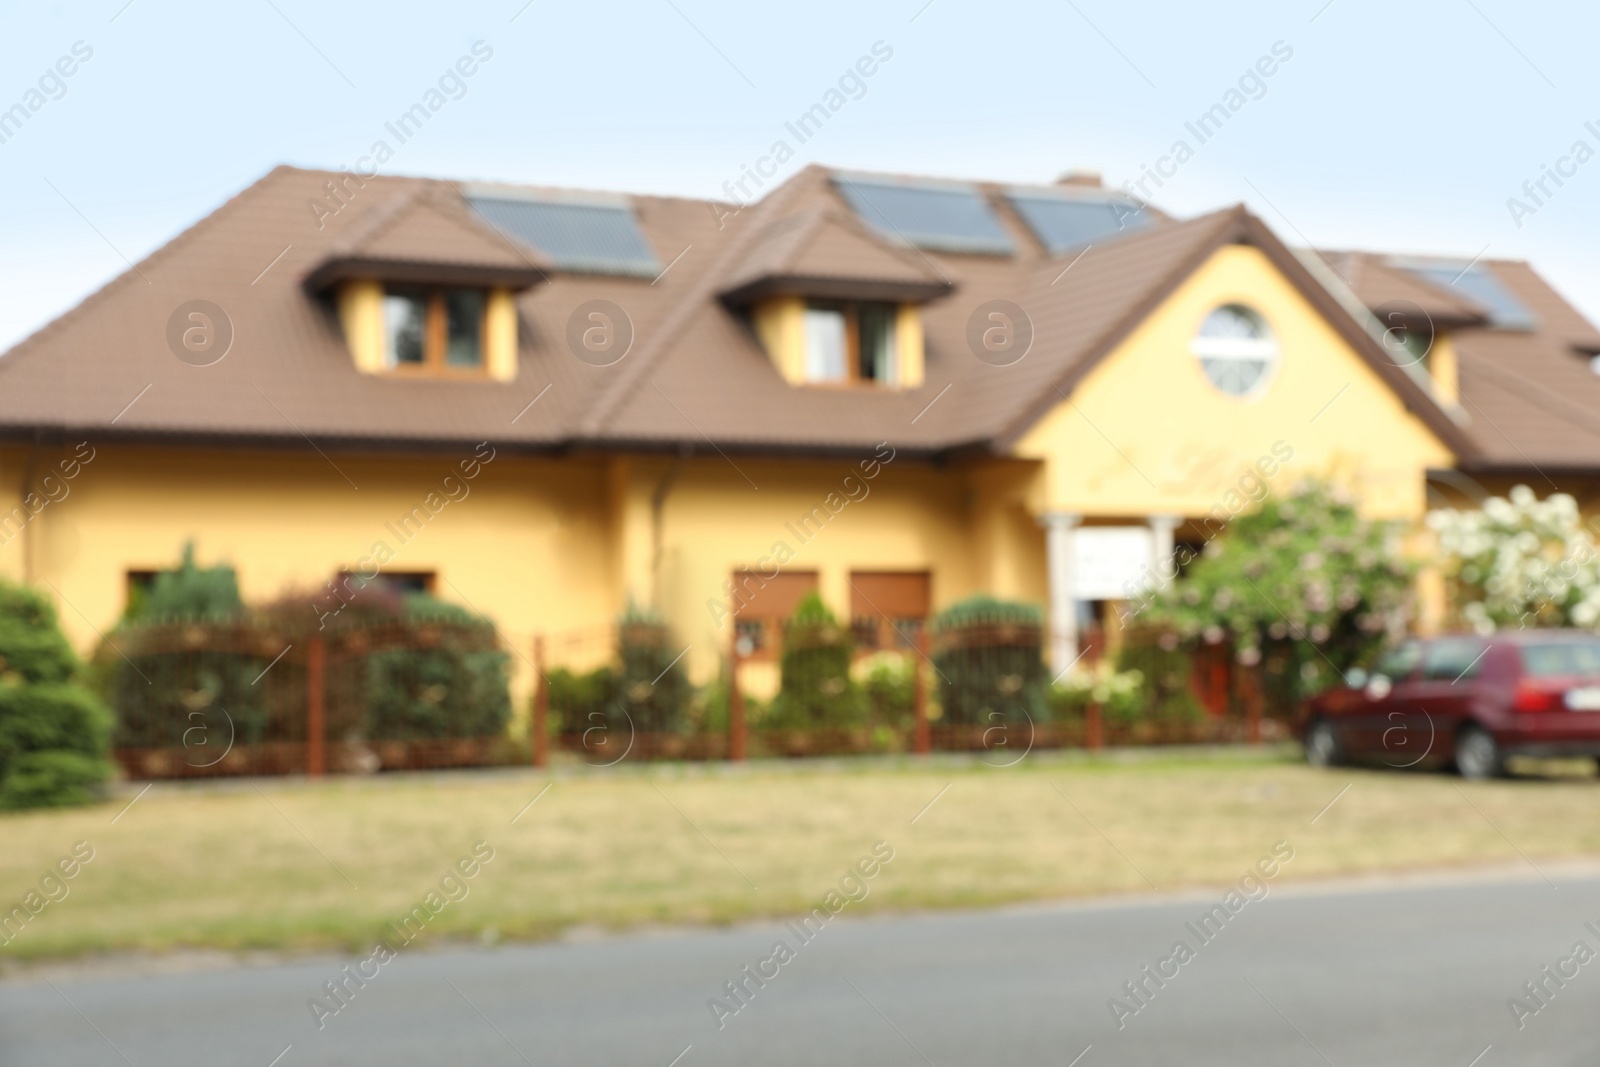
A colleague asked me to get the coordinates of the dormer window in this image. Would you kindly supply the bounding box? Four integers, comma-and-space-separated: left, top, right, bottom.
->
382, 287, 486, 373
802, 301, 899, 386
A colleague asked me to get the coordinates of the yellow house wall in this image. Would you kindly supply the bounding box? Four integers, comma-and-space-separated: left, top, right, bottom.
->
485, 288, 519, 382
752, 296, 806, 383
1429, 333, 1460, 408
895, 303, 925, 388
1015, 243, 1455, 524
621, 451, 992, 684
337, 280, 386, 374
0, 444, 619, 707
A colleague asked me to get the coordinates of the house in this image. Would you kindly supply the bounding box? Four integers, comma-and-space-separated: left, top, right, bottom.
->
2, 162, 1597, 700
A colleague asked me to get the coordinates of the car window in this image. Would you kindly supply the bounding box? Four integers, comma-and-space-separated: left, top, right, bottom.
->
1373, 640, 1422, 681
1422, 638, 1488, 681
1520, 641, 1600, 678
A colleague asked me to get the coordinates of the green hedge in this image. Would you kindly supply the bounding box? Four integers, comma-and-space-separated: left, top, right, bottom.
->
769, 593, 863, 729
930, 596, 1047, 726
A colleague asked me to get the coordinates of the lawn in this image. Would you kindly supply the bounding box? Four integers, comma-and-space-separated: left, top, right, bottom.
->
2, 747, 1598, 964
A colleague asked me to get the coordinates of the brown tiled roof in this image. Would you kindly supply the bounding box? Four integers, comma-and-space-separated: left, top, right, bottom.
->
0, 163, 1496, 466
718, 206, 952, 306
1320, 251, 1488, 328
1320, 249, 1600, 471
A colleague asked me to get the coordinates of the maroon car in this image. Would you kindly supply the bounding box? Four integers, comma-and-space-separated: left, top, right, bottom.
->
1300, 631, 1600, 779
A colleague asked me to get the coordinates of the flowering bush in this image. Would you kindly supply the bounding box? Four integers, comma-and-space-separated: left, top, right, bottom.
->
1428, 485, 1600, 632
1049, 662, 1144, 725
1145, 479, 1412, 707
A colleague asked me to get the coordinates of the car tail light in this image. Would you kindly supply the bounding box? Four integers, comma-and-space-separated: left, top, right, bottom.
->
1513, 682, 1566, 713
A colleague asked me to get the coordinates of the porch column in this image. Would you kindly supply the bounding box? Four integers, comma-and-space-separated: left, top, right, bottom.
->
1041, 511, 1082, 677
1147, 514, 1181, 591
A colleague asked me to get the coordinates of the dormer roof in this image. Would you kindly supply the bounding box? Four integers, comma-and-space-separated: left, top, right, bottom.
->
302, 187, 550, 292
717, 205, 953, 306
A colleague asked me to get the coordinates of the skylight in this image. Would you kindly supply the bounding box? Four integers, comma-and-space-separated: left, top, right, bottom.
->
1393, 258, 1536, 330
1006, 189, 1150, 255
464, 191, 659, 277
833, 175, 1014, 255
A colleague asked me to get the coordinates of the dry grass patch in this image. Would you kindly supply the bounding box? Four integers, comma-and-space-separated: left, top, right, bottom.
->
1, 749, 1597, 962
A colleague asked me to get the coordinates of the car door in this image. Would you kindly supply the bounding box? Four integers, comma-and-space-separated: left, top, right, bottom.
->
1345, 640, 1422, 756
1391, 637, 1487, 767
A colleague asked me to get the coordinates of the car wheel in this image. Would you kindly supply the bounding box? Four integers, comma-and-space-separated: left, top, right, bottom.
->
1455, 726, 1504, 780
1305, 719, 1345, 768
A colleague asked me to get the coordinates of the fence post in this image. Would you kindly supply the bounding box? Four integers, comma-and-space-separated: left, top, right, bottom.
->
1246, 668, 1262, 744
532, 634, 549, 768
306, 635, 326, 777
912, 627, 931, 755
1085, 700, 1103, 751
728, 624, 746, 762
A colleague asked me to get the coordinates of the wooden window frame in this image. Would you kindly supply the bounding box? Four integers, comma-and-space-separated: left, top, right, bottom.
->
804, 300, 897, 388
383, 287, 488, 379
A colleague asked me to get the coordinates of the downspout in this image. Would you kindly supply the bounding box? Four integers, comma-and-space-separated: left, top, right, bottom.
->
649, 444, 693, 613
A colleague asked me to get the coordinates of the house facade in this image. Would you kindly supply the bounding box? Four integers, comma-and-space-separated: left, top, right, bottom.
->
2, 163, 1597, 701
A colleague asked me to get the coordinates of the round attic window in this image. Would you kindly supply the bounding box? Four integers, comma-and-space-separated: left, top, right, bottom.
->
1191, 304, 1278, 398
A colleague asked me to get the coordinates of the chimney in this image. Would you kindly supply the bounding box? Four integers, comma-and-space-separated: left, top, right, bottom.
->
1056, 168, 1103, 189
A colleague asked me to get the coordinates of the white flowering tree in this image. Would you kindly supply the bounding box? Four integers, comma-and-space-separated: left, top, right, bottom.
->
1428, 486, 1600, 632
1145, 479, 1412, 709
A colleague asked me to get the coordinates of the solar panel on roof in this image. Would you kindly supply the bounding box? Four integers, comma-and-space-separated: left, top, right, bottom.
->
833, 175, 1014, 255
1006, 190, 1150, 255
465, 195, 659, 277
1394, 259, 1536, 330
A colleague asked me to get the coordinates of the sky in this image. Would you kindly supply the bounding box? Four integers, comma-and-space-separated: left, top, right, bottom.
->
2, 0, 1598, 352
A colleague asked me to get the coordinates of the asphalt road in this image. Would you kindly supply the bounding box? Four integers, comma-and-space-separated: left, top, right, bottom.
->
5, 869, 1599, 1066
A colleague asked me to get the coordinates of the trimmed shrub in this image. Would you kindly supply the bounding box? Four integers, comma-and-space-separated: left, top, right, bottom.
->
105, 546, 264, 751
548, 611, 691, 737
770, 593, 864, 729
614, 611, 691, 734
931, 596, 1047, 726
362, 594, 510, 741
0, 583, 113, 809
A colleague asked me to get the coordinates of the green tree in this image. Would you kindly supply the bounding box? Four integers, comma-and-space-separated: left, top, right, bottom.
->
770, 592, 863, 729
1145, 479, 1411, 709
0, 581, 113, 809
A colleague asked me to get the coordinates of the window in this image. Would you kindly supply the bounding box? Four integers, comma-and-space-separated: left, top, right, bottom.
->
802, 301, 899, 386
1373, 640, 1422, 682
382, 287, 486, 373
849, 571, 931, 652
730, 569, 820, 659
125, 570, 159, 619
1191, 304, 1278, 398
1422, 638, 1487, 681
1520, 640, 1600, 678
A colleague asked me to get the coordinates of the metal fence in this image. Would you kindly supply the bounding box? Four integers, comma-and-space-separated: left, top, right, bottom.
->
99, 613, 1287, 779
528, 618, 1287, 769
100, 613, 519, 779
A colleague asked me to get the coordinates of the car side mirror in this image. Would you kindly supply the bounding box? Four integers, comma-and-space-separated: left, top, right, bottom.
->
1344, 667, 1368, 689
